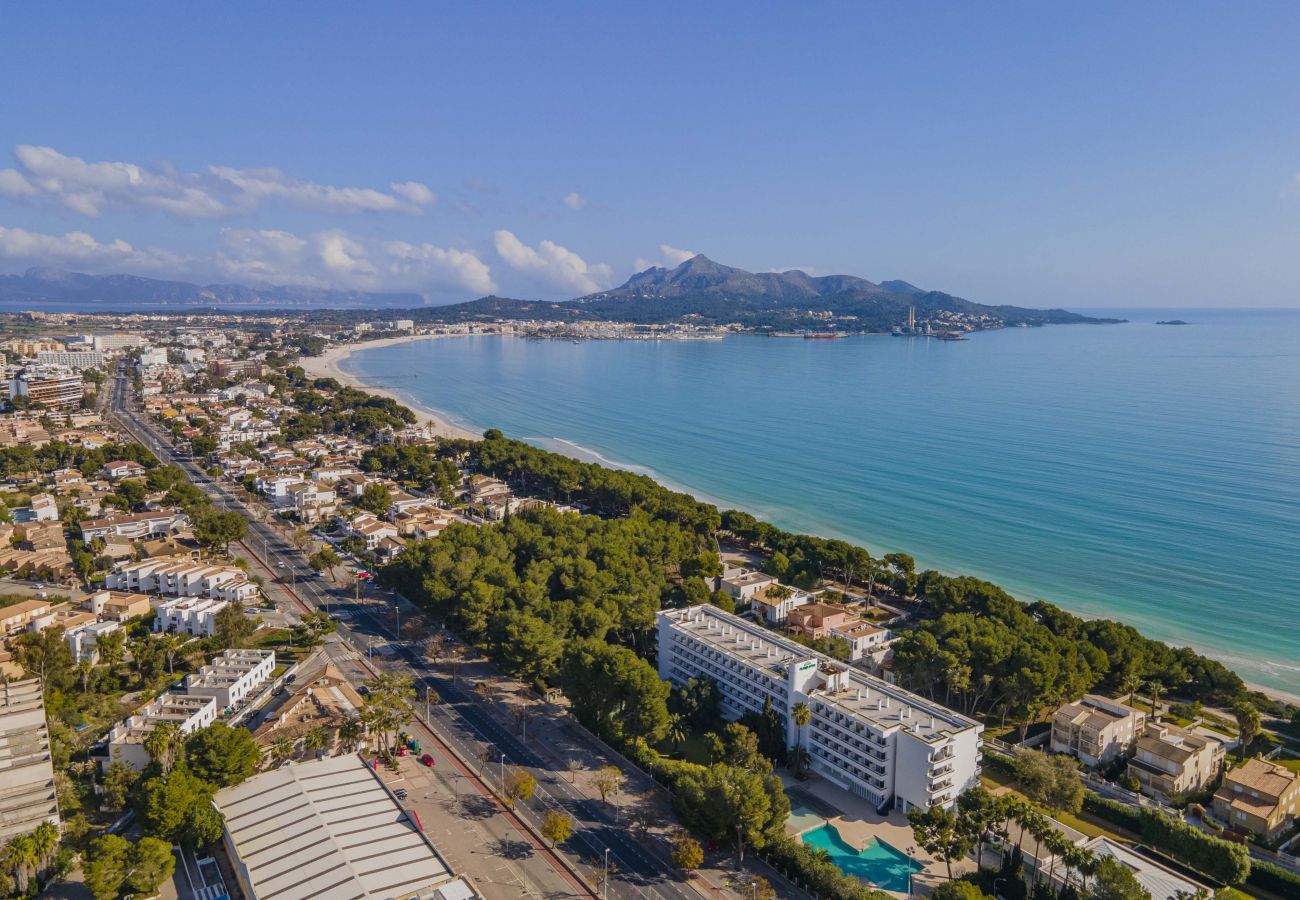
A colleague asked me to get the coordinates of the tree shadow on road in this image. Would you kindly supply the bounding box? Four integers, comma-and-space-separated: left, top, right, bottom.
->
491, 837, 536, 861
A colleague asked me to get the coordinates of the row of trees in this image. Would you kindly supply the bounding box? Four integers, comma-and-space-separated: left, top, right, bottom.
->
0, 439, 155, 480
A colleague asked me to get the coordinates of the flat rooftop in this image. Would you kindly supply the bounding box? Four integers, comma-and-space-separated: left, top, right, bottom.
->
662, 605, 979, 740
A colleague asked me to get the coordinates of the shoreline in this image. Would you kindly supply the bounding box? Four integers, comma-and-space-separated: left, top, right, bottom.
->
298, 334, 478, 441
309, 334, 1300, 708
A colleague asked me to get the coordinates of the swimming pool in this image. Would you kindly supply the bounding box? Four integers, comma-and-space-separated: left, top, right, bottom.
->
801, 823, 923, 893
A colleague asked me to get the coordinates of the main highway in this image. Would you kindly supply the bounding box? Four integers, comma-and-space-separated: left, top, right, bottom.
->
107, 372, 718, 900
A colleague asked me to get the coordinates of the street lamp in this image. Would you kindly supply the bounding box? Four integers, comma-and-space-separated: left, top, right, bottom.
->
907, 846, 916, 899
499, 752, 505, 788
603, 847, 610, 900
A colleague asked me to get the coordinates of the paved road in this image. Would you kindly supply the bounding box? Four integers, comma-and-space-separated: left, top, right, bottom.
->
108, 373, 707, 900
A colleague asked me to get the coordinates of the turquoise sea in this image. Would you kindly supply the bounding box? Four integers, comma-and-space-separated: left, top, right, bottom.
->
343, 310, 1300, 695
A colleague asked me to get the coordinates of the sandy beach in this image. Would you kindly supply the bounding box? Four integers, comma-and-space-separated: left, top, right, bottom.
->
298, 334, 478, 441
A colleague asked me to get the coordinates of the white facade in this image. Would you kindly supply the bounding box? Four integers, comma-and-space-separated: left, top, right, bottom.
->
0, 678, 60, 841
65, 620, 122, 663
185, 649, 275, 711
103, 691, 217, 771
657, 605, 983, 812
107, 557, 258, 604
36, 350, 106, 370
153, 596, 231, 637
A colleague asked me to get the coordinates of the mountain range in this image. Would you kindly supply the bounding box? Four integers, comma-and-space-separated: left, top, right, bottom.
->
423, 255, 1116, 329
0, 258, 1117, 328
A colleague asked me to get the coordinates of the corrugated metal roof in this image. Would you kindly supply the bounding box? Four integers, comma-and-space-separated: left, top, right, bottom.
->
214, 755, 455, 900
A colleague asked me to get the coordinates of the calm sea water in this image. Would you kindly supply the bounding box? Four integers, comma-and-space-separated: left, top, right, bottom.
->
344, 310, 1300, 694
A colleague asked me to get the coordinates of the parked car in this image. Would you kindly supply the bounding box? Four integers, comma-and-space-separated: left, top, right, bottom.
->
394, 788, 408, 800
419, 753, 435, 767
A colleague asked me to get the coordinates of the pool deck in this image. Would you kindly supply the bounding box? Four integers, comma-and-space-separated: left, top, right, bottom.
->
783, 773, 976, 896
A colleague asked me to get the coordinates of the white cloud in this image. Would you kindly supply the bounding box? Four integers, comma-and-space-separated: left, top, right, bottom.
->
634, 243, 698, 271
0, 224, 186, 272
386, 240, 496, 295
389, 181, 437, 206
215, 227, 494, 296
563, 191, 589, 210
0, 144, 436, 218
493, 229, 612, 294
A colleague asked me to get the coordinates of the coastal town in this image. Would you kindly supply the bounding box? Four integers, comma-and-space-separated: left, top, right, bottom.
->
0, 314, 1295, 900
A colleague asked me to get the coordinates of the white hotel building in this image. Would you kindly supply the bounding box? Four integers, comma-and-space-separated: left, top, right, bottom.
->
657, 605, 983, 812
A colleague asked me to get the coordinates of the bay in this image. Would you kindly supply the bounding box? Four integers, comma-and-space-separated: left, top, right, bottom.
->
343, 309, 1300, 694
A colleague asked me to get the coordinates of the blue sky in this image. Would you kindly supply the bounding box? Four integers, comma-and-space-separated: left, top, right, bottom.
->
1, 3, 1298, 306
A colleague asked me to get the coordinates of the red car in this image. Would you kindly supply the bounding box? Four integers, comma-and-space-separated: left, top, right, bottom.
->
419, 753, 435, 767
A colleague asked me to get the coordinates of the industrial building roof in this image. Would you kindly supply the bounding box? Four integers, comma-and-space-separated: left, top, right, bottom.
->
214, 754, 467, 900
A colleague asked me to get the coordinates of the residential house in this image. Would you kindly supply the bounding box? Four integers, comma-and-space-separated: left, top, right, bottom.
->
1, 599, 51, 635
153, 596, 231, 637
1127, 721, 1225, 801
346, 513, 400, 551
284, 481, 337, 523
1212, 757, 1300, 838
751, 583, 813, 625
80, 508, 189, 542
102, 460, 147, 481
85, 590, 153, 621
1050, 695, 1147, 767
716, 566, 778, 602
65, 620, 122, 663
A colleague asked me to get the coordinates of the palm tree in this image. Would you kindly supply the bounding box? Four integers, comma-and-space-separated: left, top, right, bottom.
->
144, 722, 184, 774
159, 633, 183, 674
74, 658, 95, 692
666, 712, 687, 752
304, 725, 332, 758
1043, 828, 1072, 890
97, 629, 126, 681
2, 834, 38, 895
1145, 680, 1164, 718
338, 716, 363, 752
31, 821, 57, 879
791, 701, 811, 774
270, 736, 295, 766
1121, 672, 1143, 708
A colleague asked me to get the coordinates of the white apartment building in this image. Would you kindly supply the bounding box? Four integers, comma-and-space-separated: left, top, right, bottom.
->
80, 509, 189, 542
0, 678, 60, 841
35, 350, 106, 370
657, 605, 982, 812
185, 649, 275, 711
103, 692, 217, 771
107, 557, 258, 604
153, 596, 231, 637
